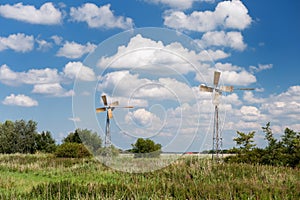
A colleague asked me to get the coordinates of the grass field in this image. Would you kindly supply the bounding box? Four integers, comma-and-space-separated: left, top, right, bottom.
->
0, 153, 299, 199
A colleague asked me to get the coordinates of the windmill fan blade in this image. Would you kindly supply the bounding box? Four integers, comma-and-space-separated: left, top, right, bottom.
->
200, 85, 214, 93
110, 101, 119, 107
113, 106, 134, 109
214, 71, 221, 87
96, 107, 107, 113
220, 86, 234, 92
108, 108, 113, 119
101, 95, 108, 106
123, 106, 134, 108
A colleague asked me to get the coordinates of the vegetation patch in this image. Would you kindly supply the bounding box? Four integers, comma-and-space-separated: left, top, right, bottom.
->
0, 154, 299, 199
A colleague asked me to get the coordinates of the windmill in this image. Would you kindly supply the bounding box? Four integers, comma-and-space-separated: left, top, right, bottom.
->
96, 95, 134, 147
200, 71, 254, 161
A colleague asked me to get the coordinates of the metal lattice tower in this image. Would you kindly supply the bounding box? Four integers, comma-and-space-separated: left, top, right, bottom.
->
96, 95, 134, 148
200, 71, 254, 161
212, 104, 222, 161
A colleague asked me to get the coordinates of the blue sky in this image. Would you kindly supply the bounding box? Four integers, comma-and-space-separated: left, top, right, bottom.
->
0, 0, 299, 152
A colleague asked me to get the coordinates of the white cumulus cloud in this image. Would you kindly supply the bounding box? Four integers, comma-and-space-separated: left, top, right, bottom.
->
51, 35, 63, 45
243, 91, 266, 104
195, 63, 256, 86
0, 33, 34, 52
163, 0, 252, 32
143, 0, 215, 10
222, 70, 256, 86
126, 109, 160, 127
56, 41, 96, 59
0, 63, 94, 97
63, 61, 96, 81
36, 39, 52, 51
98, 34, 227, 76
196, 31, 247, 51
2, 94, 38, 107
249, 64, 273, 73
124, 108, 164, 138
98, 71, 196, 102
70, 3, 133, 29
0, 2, 62, 25
68, 117, 81, 122
32, 83, 74, 97
0, 64, 60, 86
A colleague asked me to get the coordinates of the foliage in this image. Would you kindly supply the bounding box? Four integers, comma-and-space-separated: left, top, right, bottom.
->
0, 120, 56, 154
131, 138, 162, 158
233, 131, 256, 152
78, 129, 102, 153
35, 131, 56, 153
97, 145, 119, 157
263, 122, 277, 149
62, 128, 102, 154
0, 154, 299, 199
63, 129, 82, 143
226, 122, 300, 168
55, 143, 92, 158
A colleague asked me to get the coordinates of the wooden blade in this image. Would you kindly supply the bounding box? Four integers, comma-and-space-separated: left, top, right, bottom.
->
122, 106, 134, 108
220, 86, 234, 92
96, 107, 106, 113
200, 85, 213, 93
213, 71, 221, 87
101, 95, 107, 106
110, 101, 119, 107
108, 108, 113, 119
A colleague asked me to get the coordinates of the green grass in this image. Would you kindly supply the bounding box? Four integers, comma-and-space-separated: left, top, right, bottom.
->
0, 154, 299, 199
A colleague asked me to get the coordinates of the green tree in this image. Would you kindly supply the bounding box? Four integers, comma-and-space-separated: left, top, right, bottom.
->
131, 138, 162, 158
35, 131, 56, 153
262, 122, 277, 149
63, 129, 82, 143
58, 128, 104, 158
77, 129, 102, 153
261, 122, 284, 166
0, 120, 15, 153
281, 128, 300, 167
226, 123, 300, 167
0, 119, 57, 154
14, 120, 37, 154
62, 129, 102, 154
234, 131, 256, 152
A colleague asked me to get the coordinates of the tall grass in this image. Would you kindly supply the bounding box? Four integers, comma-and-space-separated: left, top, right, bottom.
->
0, 154, 299, 199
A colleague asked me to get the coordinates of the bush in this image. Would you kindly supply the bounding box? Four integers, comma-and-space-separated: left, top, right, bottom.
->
55, 143, 92, 158
97, 146, 119, 157
131, 138, 162, 158
226, 123, 300, 168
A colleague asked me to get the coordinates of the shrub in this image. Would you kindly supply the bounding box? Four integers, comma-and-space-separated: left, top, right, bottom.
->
226, 123, 300, 167
55, 143, 91, 158
97, 146, 119, 157
131, 138, 162, 158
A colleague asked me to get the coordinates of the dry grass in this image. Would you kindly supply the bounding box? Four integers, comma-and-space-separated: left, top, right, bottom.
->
0, 153, 299, 199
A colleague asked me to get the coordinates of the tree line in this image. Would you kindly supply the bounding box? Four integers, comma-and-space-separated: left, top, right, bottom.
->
0, 120, 104, 157
0, 119, 162, 158
225, 122, 300, 168
0, 120, 55, 154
